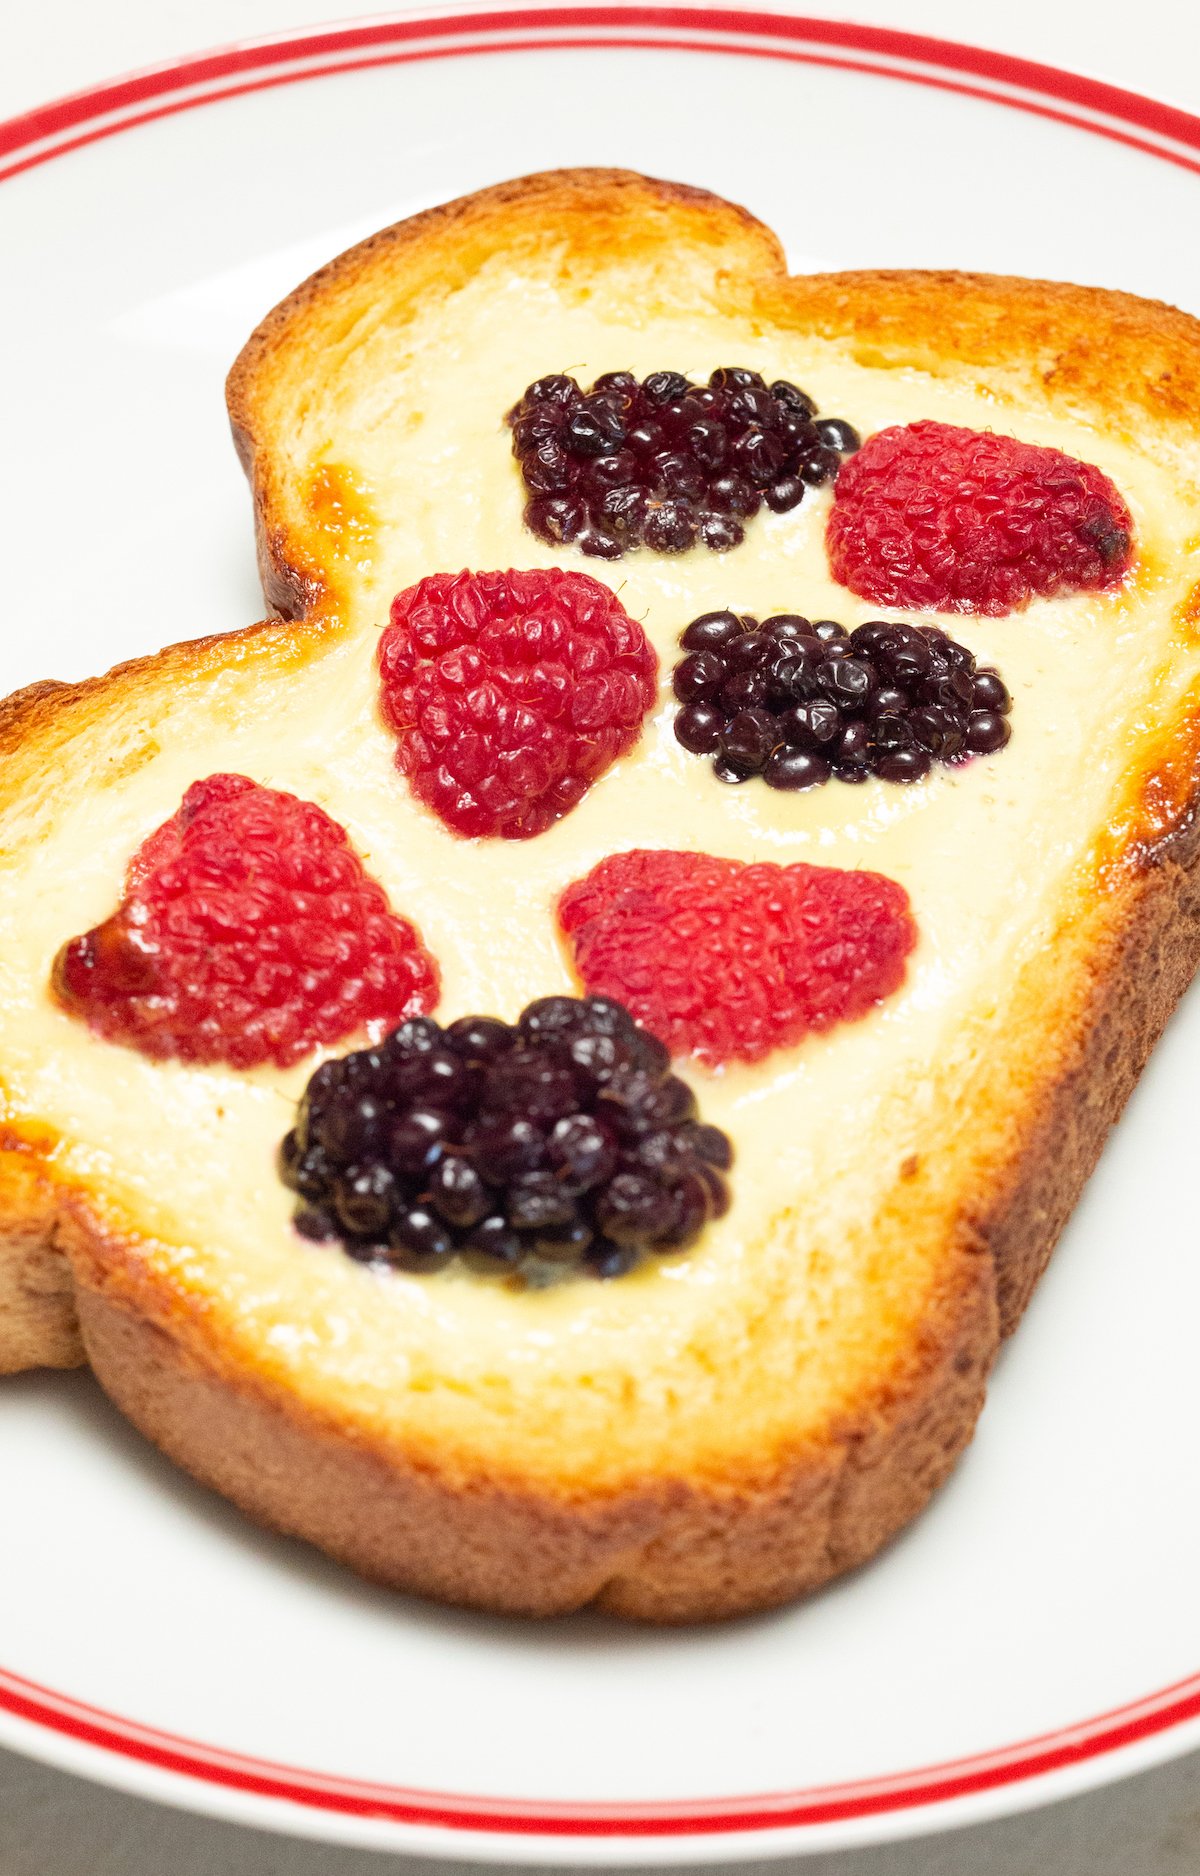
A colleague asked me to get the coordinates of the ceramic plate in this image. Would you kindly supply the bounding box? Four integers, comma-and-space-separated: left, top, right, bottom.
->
3, 8, 1200, 1861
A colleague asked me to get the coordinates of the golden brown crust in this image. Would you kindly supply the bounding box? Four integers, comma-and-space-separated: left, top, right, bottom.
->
226, 170, 1200, 631
75, 1238, 994, 1622
0, 1145, 81, 1373
61, 798, 1200, 1613
752, 268, 1200, 456
4, 168, 1200, 1618
226, 167, 785, 622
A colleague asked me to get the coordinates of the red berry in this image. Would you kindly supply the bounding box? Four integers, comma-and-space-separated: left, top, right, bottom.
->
557, 849, 916, 1065
52, 774, 439, 1069
378, 569, 658, 839
826, 420, 1134, 615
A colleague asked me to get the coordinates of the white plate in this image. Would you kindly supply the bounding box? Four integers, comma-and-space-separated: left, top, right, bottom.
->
4, 8, 1200, 1862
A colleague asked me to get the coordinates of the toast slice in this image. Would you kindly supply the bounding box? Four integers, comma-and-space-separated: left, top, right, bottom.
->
4, 169, 1200, 1620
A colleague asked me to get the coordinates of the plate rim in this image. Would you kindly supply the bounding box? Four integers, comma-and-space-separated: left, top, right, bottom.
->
4, 6, 1200, 1857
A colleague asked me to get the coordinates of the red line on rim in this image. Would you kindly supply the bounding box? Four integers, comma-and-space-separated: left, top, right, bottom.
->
4, 1663, 1200, 1833
3, 35, 1200, 186
1, 8, 1199, 160
2, 3, 1200, 1841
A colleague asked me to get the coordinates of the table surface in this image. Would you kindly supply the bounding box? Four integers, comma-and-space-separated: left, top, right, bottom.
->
5, 0, 1200, 1869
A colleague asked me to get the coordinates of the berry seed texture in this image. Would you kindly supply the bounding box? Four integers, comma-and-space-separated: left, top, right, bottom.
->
509, 367, 860, 559
378, 569, 659, 839
53, 775, 440, 1070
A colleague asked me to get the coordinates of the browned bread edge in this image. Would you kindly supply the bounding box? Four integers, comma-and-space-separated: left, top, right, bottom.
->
4, 169, 1200, 1618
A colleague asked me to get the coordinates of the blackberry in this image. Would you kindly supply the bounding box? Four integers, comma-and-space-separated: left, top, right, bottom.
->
506, 369, 860, 559
671, 612, 1012, 790
279, 998, 732, 1283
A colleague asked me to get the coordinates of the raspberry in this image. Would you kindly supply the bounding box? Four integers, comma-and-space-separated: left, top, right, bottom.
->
826, 420, 1133, 615
558, 850, 916, 1065
378, 569, 658, 839
52, 774, 439, 1069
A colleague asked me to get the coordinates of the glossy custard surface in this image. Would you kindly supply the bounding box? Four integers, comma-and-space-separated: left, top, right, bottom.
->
3, 266, 1199, 1482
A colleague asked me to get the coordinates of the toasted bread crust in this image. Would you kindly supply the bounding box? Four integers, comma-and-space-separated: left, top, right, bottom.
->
57, 781, 1200, 1618
6, 169, 1200, 1619
226, 168, 785, 622
226, 168, 1200, 628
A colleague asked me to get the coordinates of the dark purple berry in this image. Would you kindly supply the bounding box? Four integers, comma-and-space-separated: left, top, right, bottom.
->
818, 656, 875, 710
674, 702, 724, 754
780, 699, 841, 747
333, 1163, 396, 1238
910, 705, 967, 758
577, 525, 623, 560
445, 1015, 513, 1063
765, 476, 805, 513
691, 1123, 734, 1170
596, 1172, 677, 1245
673, 651, 727, 702
971, 670, 1011, 712
721, 709, 778, 772
709, 366, 765, 390
510, 367, 859, 558
642, 370, 692, 405
523, 438, 574, 494
799, 447, 843, 486
837, 719, 872, 765
698, 514, 745, 551
769, 379, 817, 416
875, 746, 932, 783
707, 473, 760, 519
719, 670, 769, 713
681, 610, 743, 653
966, 710, 1012, 753
816, 417, 861, 453
525, 495, 587, 545
733, 428, 790, 486
471, 1115, 545, 1182
589, 1240, 639, 1280
564, 405, 625, 456
525, 374, 580, 407
388, 1205, 454, 1267
546, 1114, 617, 1193
669, 611, 1012, 795
429, 1155, 492, 1228
464, 1215, 524, 1265
282, 998, 732, 1284
506, 1173, 578, 1232
763, 749, 832, 790
688, 419, 728, 469
642, 501, 697, 553
726, 629, 773, 671
388, 1107, 452, 1175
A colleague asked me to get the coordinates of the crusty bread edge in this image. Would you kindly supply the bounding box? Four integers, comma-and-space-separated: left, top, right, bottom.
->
59, 788, 1200, 1620
225, 167, 786, 622
6, 169, 1200, 1616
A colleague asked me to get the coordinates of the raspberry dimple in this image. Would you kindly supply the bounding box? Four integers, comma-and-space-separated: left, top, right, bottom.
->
378, 569, 659, 839
557, 849, 916, 1065
826, 420, 1134, 615
52, 774, 439, 1069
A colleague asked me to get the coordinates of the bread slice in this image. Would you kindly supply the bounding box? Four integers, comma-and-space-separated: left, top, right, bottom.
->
4, 169, 1200, 1621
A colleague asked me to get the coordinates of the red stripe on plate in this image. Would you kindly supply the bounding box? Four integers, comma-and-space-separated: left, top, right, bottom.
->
3, 36, 1200, 186
3, 1662, 1200, 1833
1, 5, 1199, 1841
1, 9, 1199, 160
